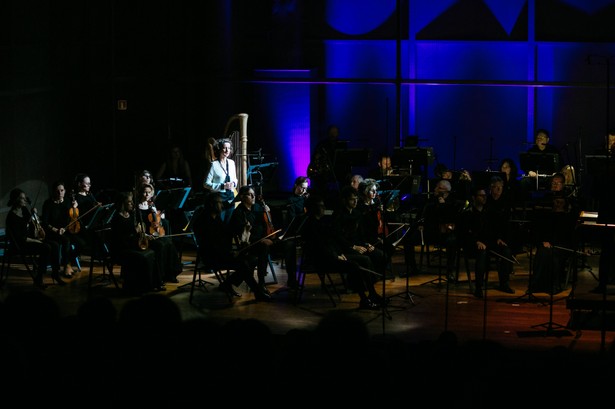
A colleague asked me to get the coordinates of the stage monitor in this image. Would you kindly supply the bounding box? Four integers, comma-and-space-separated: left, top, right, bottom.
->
519, 152, 560, 174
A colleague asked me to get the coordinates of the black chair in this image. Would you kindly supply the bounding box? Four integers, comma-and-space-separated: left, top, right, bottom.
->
0, 229, 38, 287
86, 227, 120, 296
295, 241, 343, 307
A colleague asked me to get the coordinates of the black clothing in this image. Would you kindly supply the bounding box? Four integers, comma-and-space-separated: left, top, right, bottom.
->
529, 205, 578, 293
110, 212, 160, 294
137, 208, 182, 282
5, 209, 58, 284
191, 207, 260, 292
41, 198, 73, 269
300, 213, 379, 298
331, 205, 386, 274
229, 202, 271, 283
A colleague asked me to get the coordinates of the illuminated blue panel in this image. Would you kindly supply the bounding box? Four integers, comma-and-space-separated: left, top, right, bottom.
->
415, 42, 529, 81
254, 70, 312, 190
325, 40, 397, 78
415, 85, 528, 175
326, 0, 396, 35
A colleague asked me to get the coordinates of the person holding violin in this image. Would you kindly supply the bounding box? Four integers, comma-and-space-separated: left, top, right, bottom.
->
5, 188, 66, 288
135, 183, 182, 283
280, 176, 310, 294
110, 191, 165, 294
41, 180, 77, 278
68, 173, 101, 256
356, 179, 395, 278
229, 185, 275, 296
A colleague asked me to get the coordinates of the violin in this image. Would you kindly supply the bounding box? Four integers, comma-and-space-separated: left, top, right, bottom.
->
147, 201, 166, 237
26, 196, 46, 240
137, 222, 149, 250
375, 199, 389, 237
31, 207, 46, 240
258, 195, 276, 237
67, 192, 80, 234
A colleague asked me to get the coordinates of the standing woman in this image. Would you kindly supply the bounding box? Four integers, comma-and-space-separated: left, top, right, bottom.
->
41, 180, 76, 278
5, 188, 65, 287
205, 138, 238, 222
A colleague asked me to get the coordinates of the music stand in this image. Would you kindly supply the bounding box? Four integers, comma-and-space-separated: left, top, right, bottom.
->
519, 152, 560, 175
154, 187, 191, 211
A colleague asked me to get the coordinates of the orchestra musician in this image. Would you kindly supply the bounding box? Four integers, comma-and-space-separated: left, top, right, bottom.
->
521, 129, 563, 191
5, 188, 65, 288
416, 179, 465, 283
356, 179, 395, 278
529, 194, 579, 294
68, 173, 101, 256
281, 176, 310, 293
228, 185, 275, 296
109, 191, 165, 294
191, 191, 271, 301
155, 143, 192, 189
41, 180, 76, 278
485, 176, 515, 293
205, 137, 238, 222
135, 183, 182, 284
331, 185, 387, 278
301, 194, 385, 309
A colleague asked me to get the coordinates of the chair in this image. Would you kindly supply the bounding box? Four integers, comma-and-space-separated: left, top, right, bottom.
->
0, 229, 38, 287
187, 250, 234, 305
86, 227, 120, 296
295, 241, 342, 307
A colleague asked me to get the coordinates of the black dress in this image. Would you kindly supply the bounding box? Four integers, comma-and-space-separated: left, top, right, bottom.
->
110, 212, 160, 294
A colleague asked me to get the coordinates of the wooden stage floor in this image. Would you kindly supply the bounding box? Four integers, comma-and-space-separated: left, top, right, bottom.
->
2, 242, 614, 357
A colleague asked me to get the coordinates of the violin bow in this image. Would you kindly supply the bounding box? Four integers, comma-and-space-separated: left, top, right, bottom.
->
63, 202, 101, 230
236, 229, 282, 255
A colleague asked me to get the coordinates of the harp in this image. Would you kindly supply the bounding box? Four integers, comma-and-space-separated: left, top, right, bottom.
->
223, 113, 249, 189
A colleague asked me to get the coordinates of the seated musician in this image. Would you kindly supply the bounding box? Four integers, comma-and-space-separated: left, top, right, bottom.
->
417, 179, 465, 282
135, 183, 182, 284
485, 176, 516, 293
356, 179, 396, 278
191, 191, 271, 301
431, 163, 472, 203
301, 194, 385, 309
331, 185, 387, 278
529, 194, 579, 294
228, 185, 275, 296
109, 191, 165, 294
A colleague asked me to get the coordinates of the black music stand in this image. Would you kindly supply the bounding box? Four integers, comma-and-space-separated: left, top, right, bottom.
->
154, 187, 191, 211
519, 152, 560, 174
